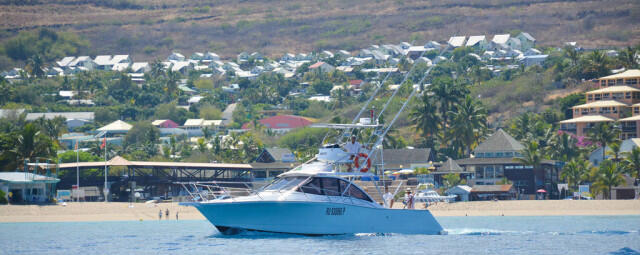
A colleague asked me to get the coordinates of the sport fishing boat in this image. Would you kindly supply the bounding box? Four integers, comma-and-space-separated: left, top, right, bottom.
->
182, 43, 451, 235
182, 150, 444, 235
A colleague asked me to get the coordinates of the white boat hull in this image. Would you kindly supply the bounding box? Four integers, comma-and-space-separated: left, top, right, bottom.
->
185, 201, 444, 235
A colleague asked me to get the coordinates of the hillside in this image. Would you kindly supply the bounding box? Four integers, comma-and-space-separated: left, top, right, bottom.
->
1, 0, 638, 61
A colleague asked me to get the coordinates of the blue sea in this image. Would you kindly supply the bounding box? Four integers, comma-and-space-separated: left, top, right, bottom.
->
1, 216, 639, 255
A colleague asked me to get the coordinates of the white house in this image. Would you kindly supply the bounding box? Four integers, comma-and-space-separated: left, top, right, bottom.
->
308, 61, 335, 73
516, 32, 536, 51
26, 112, 94, 131
56, 56, 76, 68
237, 52, 250, 63
491, 34, 511, 50
191, 52, 204, 61
424, 41, 442, 51
447, 36, 466, 48
168, 52, 185, 61
94, 55, 113, 70
68, 56, 95, 70
466, 35, 489, 50
203, 52, 220, 62
130, 62, 150, 73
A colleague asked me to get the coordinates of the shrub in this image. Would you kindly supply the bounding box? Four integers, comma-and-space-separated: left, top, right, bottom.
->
0, 189, 7, 204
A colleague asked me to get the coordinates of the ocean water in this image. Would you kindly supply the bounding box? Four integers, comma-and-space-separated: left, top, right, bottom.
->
1, 216, 639, 255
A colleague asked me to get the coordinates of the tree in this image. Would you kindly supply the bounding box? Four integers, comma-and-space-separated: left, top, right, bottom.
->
595, 160, 625, 199
514, 140, 543, 174
607, 142, 622, 163
549, 131, 579, 162
124, 122, 159, 147
409, 94, 441, 137
561, 159, 591, 191
617, 46, 638, 69
442, 173, 464, 189
311, 80, 332, 95
430, 76, 467, 128
622, 146, 640, 182
11, 123, 55, 164
27, 54, 45, 78
587, 122, 620, 162
448, 95, 487, 157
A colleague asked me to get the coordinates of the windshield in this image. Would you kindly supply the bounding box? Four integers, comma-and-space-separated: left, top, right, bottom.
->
263, 176, 308, 191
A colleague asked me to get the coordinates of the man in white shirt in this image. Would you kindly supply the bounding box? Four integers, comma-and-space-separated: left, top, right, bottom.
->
344, 136, 362, 171
383, 187, 394, 208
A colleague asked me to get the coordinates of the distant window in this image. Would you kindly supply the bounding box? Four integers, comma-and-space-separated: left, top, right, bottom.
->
276, 123, 289, 128
496, 152, 504, 157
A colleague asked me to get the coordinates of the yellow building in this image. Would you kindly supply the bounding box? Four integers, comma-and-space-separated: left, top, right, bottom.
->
560, 70, 640, 138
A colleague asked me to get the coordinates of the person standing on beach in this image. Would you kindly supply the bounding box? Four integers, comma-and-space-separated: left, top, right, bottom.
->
165, 208, 169, 220
176, 211, 179, 221
158, 209, 162, 220
403, 189, 415, 209
383, 187, 394, 208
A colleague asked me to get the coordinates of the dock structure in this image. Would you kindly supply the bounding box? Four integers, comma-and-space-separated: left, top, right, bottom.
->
56, 156, 252, 201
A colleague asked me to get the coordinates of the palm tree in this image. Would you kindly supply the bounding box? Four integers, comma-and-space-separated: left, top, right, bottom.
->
587, 122, 620, 163
617, 46, 638, 69
549, 132, 579, 162
448, 95, 487, 157
409, 94, 441, 137
595, 160, 625, 199
509, 113, 535, 141
561, 159, 591, 191
607, 142, 622, 163
622, 146, 640, 182
585, 50, 610, 78
27, 54, 45, 78
430, 77, 466, 128
165, 69, 180, 98
514, 140, 543, 174
13, 123, 55, 163
563, 46, 580, 66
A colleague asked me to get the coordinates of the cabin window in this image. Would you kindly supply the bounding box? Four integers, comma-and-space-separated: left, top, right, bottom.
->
320, 178, 341, 196
264, 176, 307, 191
345, 184, 372, 202
299, 178, 323, 195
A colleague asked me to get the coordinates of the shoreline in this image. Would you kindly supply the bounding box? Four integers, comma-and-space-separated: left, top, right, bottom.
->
0, 200, 638, 223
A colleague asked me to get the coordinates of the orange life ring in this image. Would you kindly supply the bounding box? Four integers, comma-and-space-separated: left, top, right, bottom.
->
354, 153, 372, 173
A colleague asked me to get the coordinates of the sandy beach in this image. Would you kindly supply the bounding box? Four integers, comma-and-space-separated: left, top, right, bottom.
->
0, 200, 638, 223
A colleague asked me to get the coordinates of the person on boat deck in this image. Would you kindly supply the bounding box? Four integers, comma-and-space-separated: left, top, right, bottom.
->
404, 189, 415, 209
345, 135, 363, 171
383, 187, 394, 208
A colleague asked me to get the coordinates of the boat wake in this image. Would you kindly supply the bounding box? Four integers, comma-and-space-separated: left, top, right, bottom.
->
445, 228, 528, 236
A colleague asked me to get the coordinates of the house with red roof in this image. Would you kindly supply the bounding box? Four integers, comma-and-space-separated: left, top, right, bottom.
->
349, 79, 365, 89
242, 115, 315, 134
308, 61, 335, 73
151, 119, 179, 128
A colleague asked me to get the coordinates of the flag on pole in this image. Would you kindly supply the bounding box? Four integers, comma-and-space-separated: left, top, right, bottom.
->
100, 136, 106, 149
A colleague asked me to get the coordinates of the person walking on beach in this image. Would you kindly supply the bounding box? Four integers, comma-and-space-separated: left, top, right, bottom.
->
158, 209, 162, 220
176, 211, 179, 221
383, 187, 394, 208
165, 208, 169, 220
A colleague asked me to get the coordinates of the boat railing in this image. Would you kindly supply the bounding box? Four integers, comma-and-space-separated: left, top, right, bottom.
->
178, 180, 378, 208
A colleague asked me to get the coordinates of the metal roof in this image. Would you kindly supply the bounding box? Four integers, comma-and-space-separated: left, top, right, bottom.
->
471, 184, 514, 193
586, 85, 640, 94
599, 69, 640, 80
466, 35, 486, 46
571, 100, 629, 109
0, 172, 59, 183
26, 112, 94, 121
473, 129, 524, 153
559, 115, 614, 124
97, 120, 132, 131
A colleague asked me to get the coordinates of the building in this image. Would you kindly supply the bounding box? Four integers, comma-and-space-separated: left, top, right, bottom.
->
0, 172, 60, 203
182, 119, 222, 136
241, 115, 314, 134
430, 157, 473, 187
465, 35, 489, 50
251, 148, 298, 179
596, 69, 640, 88
456, 129, 558, 197
372, 148, 435, 171
560, 70, 640, 139
470, 184, 516, 200
26, 112, 94, 131
97, 120, 132, 135
152, 119, 179, 129
447, 36, 466, 48
308, 61, 335, 73
445, 185, 472, 202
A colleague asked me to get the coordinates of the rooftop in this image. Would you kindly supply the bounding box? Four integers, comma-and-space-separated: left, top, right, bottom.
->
0, 172, 59, 183
97, 120, 132, 132
599, 69, 640, 80
471, 184, 513, 193
466, 35, 486, 46
559, 115, 614, 124
586, 85, 640, 94
473, 129, 524, 153
572, 100, 629, 109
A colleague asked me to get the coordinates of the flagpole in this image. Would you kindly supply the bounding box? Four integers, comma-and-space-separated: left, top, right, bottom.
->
76, 140, 79, 202
104, 131, 108, 202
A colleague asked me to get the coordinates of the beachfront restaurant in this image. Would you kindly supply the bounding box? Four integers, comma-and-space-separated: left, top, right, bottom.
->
0, 172, 60, 203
